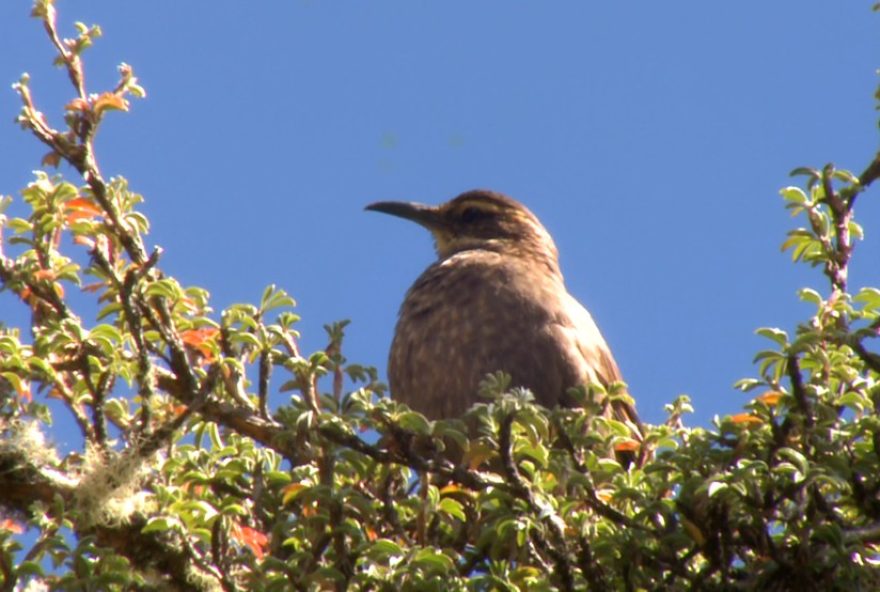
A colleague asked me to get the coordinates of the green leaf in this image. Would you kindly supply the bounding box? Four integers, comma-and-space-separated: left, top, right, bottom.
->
260, 284, 296, 312
144, 278, 183, 300
142, 516, 175, 534
849, 220, 864, 240
206, 422, 223, 449
756, 327, 789, 347
708, 481, 728, 497
734, 378, 763, 392
780, 186, 808, 204
28, 356, 55, 378
854, 288, 880, 311
370, 538, 404, 558
15, 560, 44, 577
789, 166, 820, 180
412, 548, 455, 572
397, 411, 431, 434
776, 447, 808, 478
438, 497, 466, 521
798, 288, 823, 306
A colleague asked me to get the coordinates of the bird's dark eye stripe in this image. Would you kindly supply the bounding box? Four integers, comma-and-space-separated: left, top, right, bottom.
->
460, 206, 493, 223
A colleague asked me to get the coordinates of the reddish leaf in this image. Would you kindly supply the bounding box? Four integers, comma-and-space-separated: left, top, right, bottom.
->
614, 438, 641, 452
73, 235, 96, 248
16, 380, 32, 403
65, 98, 90, 112
180, 328, 219, 363
65, 197, 103, 223
0, 519, 24, 534
181, 328, 217, 343
93, 92, 129, 114
231, 522, 268, 560
730, 413, 763, 426
81, 281, 106, 293
756, 391, 783, 406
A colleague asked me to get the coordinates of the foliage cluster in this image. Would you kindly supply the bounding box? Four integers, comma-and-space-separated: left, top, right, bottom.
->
1, 2, 880, 590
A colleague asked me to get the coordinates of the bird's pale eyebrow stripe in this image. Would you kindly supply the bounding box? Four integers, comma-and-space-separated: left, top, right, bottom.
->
453, 200, 504, 214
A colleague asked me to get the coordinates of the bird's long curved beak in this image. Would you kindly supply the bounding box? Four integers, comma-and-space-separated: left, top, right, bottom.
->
365, 201, 445, 231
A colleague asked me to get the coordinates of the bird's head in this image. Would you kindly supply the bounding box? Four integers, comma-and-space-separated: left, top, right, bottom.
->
366, 190, 560, 266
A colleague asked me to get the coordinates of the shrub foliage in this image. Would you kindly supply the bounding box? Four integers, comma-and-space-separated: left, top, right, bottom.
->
1, 2, 879, 590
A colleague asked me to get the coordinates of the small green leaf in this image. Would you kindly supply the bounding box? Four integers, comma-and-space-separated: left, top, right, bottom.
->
776, 447, 808, 477
797, 288, 823, 306
756, 327, 789, 347
397, 411, 431, 434
708, 481, 727, 497
412, 548, 455, 572
142, 517, 175, 534
438, 497, 466, 521
370, 538, 404, 558
780, 186, 808, 204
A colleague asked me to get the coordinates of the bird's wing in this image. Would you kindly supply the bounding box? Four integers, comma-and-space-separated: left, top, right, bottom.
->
557, 292, 643, 439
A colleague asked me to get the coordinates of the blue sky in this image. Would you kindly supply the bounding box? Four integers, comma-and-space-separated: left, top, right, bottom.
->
1, 2, 879, 431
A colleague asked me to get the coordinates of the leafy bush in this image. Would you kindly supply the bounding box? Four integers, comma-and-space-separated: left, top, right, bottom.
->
1, 2, 879, 590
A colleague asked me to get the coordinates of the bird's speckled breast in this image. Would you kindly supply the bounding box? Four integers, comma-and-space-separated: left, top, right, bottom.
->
388, 250, 597, 418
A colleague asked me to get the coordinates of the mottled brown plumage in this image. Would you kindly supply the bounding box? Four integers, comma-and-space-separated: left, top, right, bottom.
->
367, 189, 641, 439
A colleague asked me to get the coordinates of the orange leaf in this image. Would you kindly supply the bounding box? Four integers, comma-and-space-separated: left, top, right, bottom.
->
65, 197, 103, 223
81, 281, 106, 293
48, 388, 66, 401
730, 413, 763, 426
756, 391, 783, 406
182, 481, 205, 496
301, 503, 318, 517
73, 235, 96, 248
180, 327, 218, 346
33, 269, 56, 281
93, 92, 129, 114
17, 380, 32, 403
65, 98, 90, 112
614, 438, 641, 452
180, 328, 219, 362
231, 522, 268, 560
0, 519, 24, 534
65, 211, 97, 223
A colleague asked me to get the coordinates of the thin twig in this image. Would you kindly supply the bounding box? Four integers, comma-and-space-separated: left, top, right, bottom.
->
258, 349, 271, 419
786, 353, 813, 428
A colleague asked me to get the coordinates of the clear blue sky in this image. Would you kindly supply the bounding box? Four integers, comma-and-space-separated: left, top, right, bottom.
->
1, 2, 878, 431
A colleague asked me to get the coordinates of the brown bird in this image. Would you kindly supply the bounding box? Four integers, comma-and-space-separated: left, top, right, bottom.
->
367, 189, 641, 440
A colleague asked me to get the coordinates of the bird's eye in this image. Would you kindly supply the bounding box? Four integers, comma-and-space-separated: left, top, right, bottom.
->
460, 206, 491, 224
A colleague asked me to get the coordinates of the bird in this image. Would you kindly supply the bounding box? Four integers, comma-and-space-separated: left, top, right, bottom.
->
366, 189, 642, 448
